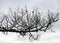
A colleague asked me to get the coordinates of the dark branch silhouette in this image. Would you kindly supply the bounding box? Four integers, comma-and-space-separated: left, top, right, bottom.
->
0, 8, 59, 40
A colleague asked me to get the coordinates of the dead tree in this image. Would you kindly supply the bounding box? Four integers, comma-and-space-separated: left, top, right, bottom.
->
0, 8, 59, 40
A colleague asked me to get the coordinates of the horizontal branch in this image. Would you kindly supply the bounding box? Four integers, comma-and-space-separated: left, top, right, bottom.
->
0, 26, 44, 34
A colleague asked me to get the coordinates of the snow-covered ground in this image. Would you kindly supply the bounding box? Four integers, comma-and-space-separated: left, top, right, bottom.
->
0, 30, 60, 43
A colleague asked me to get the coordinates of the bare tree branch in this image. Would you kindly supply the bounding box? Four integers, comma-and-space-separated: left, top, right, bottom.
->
0, 8, 59, 40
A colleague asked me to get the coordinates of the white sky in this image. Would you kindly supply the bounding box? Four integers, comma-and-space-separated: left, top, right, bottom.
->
0, 0, 60, 43
0, 0, 60, 12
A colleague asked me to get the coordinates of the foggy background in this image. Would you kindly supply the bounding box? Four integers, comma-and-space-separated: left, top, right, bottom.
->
0, 0, 60, 43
